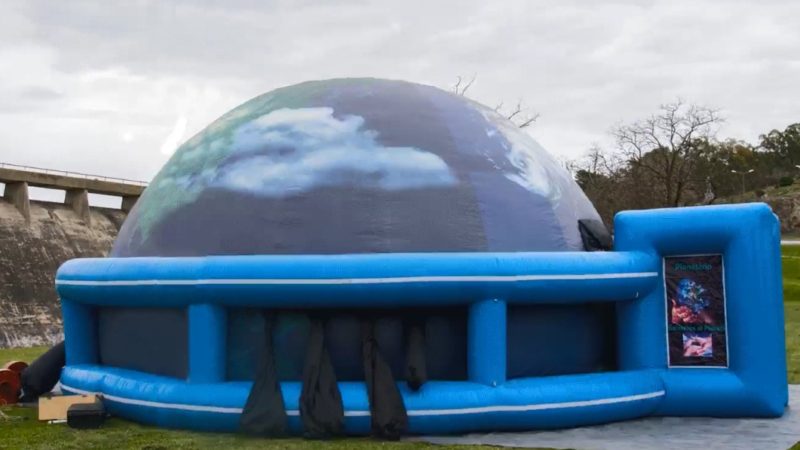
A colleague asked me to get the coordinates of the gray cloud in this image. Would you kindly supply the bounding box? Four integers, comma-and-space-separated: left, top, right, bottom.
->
1, 0, 799, 209
18, 86, 63, 101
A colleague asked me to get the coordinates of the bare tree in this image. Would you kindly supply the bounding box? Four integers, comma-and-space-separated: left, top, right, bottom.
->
612, 100, 722, 207
496, 100, 539, 129
452, 74, 476, 96
582, 144, 618, 175
573, 144, 627, 226
452, 75, 539, 128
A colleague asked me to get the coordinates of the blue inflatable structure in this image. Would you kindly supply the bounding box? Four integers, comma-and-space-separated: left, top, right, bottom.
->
55, 79, 787, 435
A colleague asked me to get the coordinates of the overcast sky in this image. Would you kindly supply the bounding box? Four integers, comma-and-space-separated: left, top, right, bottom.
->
1, 0, 799, 200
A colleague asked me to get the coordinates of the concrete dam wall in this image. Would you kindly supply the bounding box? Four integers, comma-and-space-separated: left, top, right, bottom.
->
0, 164, 144, 348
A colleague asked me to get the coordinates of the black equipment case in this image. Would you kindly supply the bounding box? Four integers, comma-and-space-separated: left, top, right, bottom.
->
67, 400, 107, 429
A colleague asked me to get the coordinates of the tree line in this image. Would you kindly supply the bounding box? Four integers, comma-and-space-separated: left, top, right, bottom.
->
570, 100, 800, 227
448, 77, 798, 227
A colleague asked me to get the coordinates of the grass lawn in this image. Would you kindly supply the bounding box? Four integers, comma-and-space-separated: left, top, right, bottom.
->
782, 245, 800, 384
0, 405, 510, 450
2, 246, 799, 449
786, 302, 799, 384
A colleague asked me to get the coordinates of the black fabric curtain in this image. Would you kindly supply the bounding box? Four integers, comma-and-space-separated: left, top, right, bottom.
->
361, 318, 408, 440
241, 311, 430, 439
300, 317, 345, 438
239, 313, 287, 436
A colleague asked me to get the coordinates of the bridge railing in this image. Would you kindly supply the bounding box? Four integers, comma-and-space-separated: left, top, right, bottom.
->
0, 162, 148, 186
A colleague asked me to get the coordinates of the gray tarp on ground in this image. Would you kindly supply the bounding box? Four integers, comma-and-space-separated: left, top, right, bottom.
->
419, 385, 799, 450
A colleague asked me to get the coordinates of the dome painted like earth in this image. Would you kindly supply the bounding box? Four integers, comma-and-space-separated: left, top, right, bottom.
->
113, 78, 600, 257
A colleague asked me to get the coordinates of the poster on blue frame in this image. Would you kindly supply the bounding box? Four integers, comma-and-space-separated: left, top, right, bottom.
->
664, 254, 728, 367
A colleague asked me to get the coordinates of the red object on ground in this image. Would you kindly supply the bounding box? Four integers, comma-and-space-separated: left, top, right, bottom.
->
0, 368, 21, 405
4, 361, 28, 374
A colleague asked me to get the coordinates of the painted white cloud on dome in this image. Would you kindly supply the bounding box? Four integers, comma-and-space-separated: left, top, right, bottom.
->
475, 105, 601, 250
477, 107, 568, 203
205, 107, 458, 196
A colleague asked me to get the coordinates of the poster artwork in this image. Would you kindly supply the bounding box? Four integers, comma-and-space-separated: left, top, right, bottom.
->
664, 255, 728, 367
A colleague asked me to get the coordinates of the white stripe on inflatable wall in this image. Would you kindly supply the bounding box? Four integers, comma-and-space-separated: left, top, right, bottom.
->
61, 384, 665, 417
61, 384, 245, 414
56, 271, 658, 287
406, 390, 665, 416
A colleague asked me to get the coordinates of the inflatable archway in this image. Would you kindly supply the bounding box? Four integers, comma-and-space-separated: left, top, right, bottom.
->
56, 79, 787, 435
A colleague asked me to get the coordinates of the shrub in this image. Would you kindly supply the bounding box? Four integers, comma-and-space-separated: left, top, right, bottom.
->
779, 176, 794, 187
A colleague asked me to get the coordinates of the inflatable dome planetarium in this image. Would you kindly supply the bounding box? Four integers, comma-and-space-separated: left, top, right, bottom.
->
56, 78, 787, 436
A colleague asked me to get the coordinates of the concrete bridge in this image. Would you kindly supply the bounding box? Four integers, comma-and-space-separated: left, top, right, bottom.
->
0, 163, 148, 347
0, 163, 146, 225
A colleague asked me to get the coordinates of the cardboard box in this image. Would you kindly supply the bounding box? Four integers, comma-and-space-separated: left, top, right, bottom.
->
38, 394, 100, 421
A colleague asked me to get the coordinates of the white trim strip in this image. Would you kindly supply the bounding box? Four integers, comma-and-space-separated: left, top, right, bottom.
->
61, 384, 244, 414
56, 272, 658, 287
406, 390, 665, 416
61, 384, 664, 417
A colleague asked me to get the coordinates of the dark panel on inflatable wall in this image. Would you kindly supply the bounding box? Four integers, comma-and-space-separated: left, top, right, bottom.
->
506, 305, 617, 378
97, 308, 188, 379
227, 309, 467, 382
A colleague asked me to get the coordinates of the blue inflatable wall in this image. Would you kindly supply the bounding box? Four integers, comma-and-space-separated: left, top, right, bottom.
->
56, 203, 787, 434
